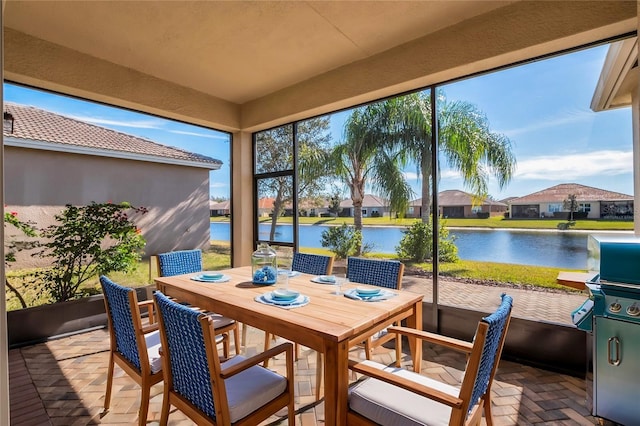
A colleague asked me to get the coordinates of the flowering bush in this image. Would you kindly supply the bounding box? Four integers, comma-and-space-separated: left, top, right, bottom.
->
33, 201, 148, 303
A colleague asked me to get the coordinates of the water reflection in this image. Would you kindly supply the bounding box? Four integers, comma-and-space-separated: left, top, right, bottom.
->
211, 222, 629, 269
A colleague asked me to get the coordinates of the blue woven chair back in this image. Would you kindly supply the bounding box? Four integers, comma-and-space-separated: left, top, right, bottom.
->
157, 249, 202, 277
346, 257, 402, 289
469, 293, 513, 412
292, 252, 332, 275
155, 291, 216, 419
100, 276, 142, 371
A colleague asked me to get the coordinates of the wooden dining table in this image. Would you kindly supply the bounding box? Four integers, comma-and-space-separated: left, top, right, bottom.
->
154, 265, 424, 425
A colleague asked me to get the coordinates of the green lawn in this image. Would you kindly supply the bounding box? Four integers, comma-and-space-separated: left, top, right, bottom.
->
411, 259, 577, 290
213, 215, 633, 231
5, 243, 232, 311
8, 217, 605, 310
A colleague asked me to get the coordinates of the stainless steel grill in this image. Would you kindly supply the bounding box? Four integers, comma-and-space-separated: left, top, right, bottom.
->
573, 235, 640, 426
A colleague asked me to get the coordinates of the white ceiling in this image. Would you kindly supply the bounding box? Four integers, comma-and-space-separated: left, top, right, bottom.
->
3, 1, 513, 105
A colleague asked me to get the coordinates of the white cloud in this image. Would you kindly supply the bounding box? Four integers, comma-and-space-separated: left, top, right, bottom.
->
68, 115, 163, 130
498, 109, 594, 137
402, 171, 419, 181
403, 170, 461, 180
514, 150, 632, 180
210, 182, 228, 188
170, 129, 229, 140
440, 169, 462, 179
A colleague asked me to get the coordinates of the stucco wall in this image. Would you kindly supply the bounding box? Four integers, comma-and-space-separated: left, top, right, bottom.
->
5, 146, 211, 268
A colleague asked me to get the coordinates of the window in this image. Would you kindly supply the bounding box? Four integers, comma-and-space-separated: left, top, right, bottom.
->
254, 125, 295, 247
251, 37, 634, 321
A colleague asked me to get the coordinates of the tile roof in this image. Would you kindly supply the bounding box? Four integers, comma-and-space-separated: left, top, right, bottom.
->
410, 190, 507, 207
510, 183, 632, 204
3, 103, 222, 168
340, 194, 388, 208
209, 200, 230, 210
258, 197, 275, 209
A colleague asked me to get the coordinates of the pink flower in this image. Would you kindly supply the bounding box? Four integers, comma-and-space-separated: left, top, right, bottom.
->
11, 212, 18, 217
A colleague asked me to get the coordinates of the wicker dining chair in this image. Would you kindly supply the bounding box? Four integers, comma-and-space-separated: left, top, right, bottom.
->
291, 252, 335, 276
100, 276, 163, 426
156, 249, 240, 356
154, 290, 295, 425
347, 293, 513, 426
347, 256, 405, 365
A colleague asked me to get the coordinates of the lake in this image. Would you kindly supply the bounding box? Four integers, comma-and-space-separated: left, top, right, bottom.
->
210, 222, 627, 269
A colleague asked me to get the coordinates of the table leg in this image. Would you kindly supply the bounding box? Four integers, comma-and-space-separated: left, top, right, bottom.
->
407, 300, 423, 372
323, 340, 349, 425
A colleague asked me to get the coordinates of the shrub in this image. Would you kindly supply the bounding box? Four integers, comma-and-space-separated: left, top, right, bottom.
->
33, 201, 148, 303
320, 224, 362, 259
476, 212, 490, 219
4, 211, 38, 308
396, 216, 458, 263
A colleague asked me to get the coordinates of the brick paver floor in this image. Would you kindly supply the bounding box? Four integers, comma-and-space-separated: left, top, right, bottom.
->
9, 276, 596, 425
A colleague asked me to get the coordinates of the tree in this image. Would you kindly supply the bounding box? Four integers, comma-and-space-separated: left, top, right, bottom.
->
331, 102, 414, 254
4, 211, 38, 308
33, 202, 147, 303
392, 91, 516, 223
396, 217, 458, 263
563, 193, 578, 221
327, 190, 343, 217
255, 118, 332, 240
320, 224, 362, 260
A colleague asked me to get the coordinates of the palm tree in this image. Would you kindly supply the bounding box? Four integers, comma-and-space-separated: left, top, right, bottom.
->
331, 102, 414, 254
394, 91, 516, 222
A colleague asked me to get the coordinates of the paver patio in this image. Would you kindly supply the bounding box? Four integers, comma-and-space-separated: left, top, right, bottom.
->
9, 276, 595, 425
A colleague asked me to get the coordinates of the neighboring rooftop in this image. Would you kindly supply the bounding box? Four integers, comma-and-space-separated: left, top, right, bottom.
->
340, 194, 388, 208
510, 183, 633, 204
3, 103, 222, 169
209, 200, 230, 210
410, 190, 507, 207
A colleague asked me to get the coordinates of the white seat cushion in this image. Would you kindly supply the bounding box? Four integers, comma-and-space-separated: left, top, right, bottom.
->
145, 330, 163, 374
222, 355, 287, 423
349, 360, 461, 426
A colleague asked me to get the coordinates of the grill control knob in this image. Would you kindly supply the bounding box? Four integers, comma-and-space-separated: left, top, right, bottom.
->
609, 301, 622, 313
627, 304, 640, 316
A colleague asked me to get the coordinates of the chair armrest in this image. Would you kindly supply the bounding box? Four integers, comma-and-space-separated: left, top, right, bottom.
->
220, 342, 293, 379
141, 323, 159, 334
387, 326, 473, 354
138, 299, 156, 324
348, 359, 463, 409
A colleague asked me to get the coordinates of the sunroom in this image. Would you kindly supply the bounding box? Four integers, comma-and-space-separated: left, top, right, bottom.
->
2, 2, 639, 425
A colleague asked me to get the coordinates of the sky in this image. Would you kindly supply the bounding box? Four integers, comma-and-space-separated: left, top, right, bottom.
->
3, 83, 232, 199
3, 41, 634, 202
